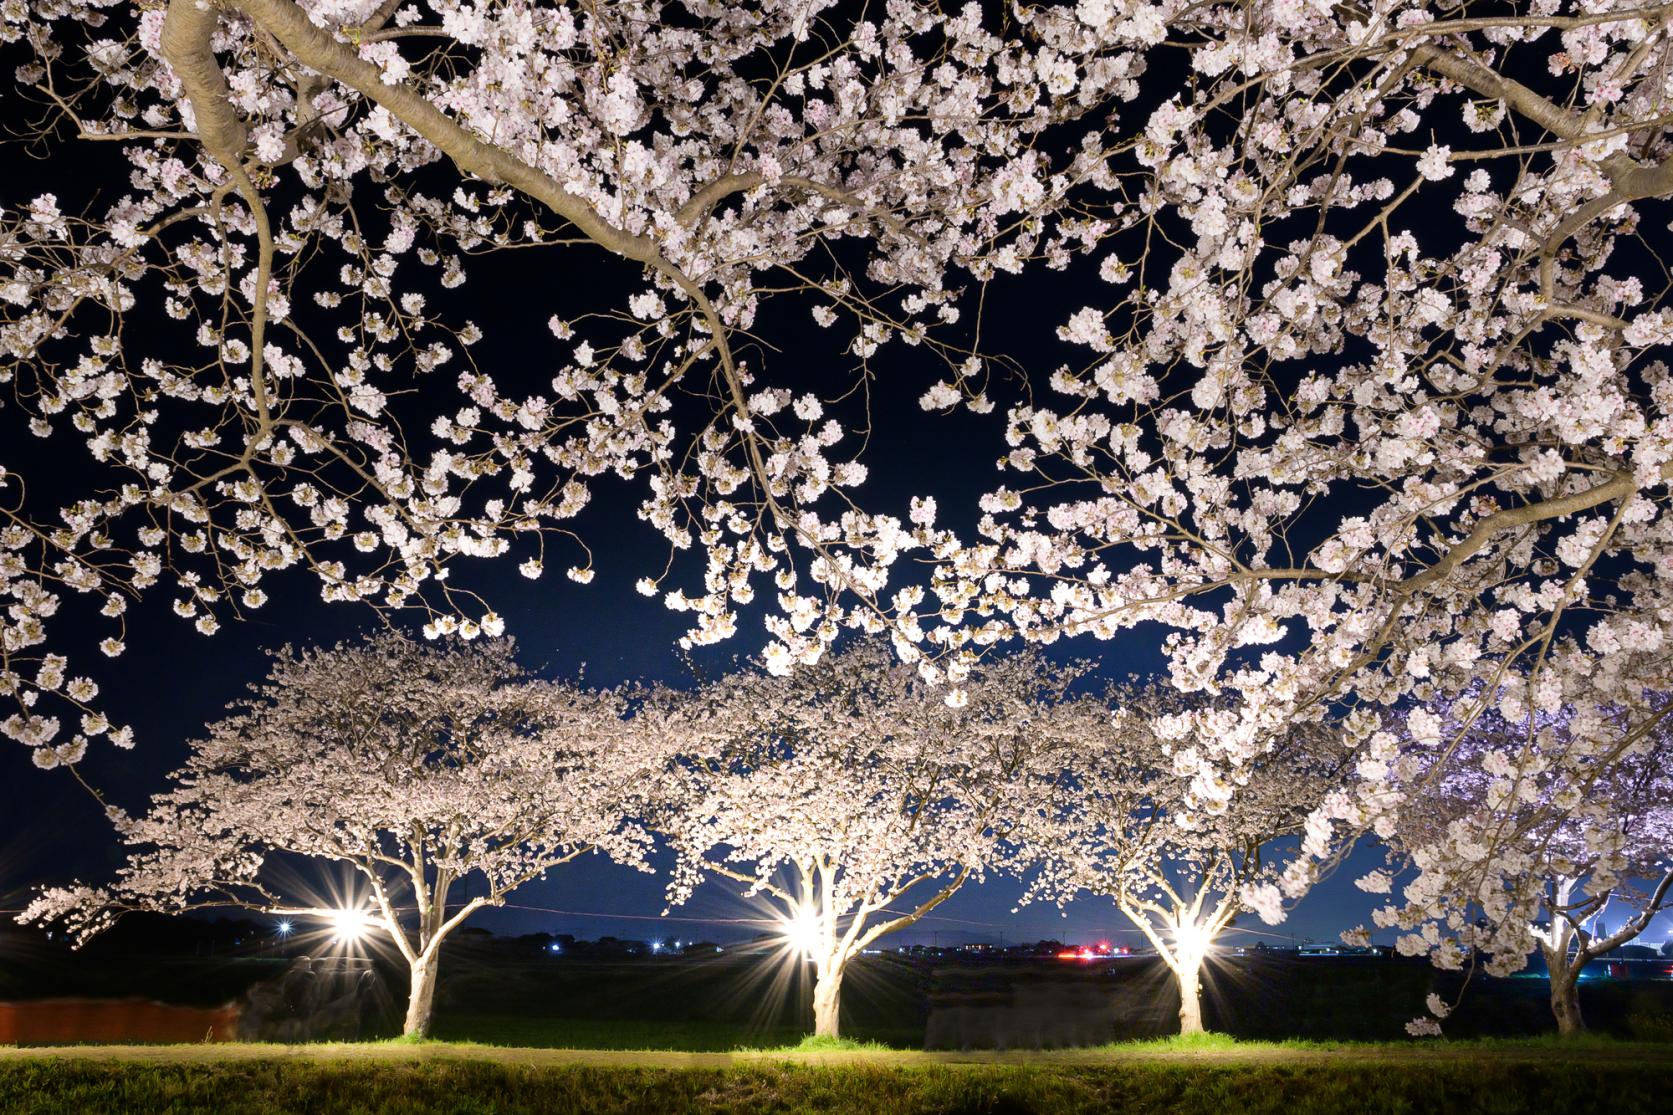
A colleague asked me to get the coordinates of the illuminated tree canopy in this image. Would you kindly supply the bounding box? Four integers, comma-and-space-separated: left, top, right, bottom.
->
1370, 689, 1673, 1036
1018, 686, 1347, 1034
647, 639, 1100, 1038
19, 632, 654, 1036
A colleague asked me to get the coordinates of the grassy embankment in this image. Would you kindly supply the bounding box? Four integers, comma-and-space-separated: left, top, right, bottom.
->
1, 1035, 1668, 1114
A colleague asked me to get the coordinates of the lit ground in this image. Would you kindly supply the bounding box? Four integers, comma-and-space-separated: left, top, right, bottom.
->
2, 1033, 1668, 1065
3, 1037, 1667, 1114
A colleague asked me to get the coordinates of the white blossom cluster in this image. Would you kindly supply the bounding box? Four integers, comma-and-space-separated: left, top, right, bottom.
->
0, 0, 1139, 763
1363, 688, 1673, 1034
636, 638, 1102, 1032
19, 633, 657, 976
1012, 684, 1347, 1030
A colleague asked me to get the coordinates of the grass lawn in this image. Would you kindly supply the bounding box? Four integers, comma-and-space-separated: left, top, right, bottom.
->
427, 1012, 930, 1051
428, 1013, 807, 1052
1, 1036, 1668, 1114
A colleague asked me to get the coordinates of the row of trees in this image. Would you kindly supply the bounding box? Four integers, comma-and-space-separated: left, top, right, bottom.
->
6, 0, 1673, 1051
24, 634, 1672, 1039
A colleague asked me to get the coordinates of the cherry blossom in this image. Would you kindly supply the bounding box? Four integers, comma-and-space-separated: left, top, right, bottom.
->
911, 1, 1673, 951
18, 632, 655, 1036
1017, 686, 1346, 1035
643, 639, 1100, 1039
4, 3, 1673, 994
1370, 688, 1673, 1036
0, 0, 1132, 762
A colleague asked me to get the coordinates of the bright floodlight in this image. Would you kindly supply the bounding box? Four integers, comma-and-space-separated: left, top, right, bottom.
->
1173, 919, 1213, 957
781, 905, 820, 960
325, 907, 374, 944
275, 920, 293, 937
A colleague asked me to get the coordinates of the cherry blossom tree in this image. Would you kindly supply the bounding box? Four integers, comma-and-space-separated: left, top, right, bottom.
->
0, 0, 1134, 767
646, 639, 1099, 1039
1365, 690, 1673, 1037
903, 1, 1673, 934
18, 632, 653, 1036
7, 0, 1673, 970
1019, 687, 1346, 1035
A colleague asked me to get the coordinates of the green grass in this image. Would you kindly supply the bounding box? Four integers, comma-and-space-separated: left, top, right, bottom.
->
1120, 1031, 1249, 1053
0, 1047, 1668, 1115
1094, 1031, 1669, 1060
428, 1012, 808, 1052
761, 1034, 894, 1053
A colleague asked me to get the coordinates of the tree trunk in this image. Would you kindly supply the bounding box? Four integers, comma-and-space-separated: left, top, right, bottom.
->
812, 965, 843, 1039
1540, 935, 1587, 1038
404, 954, 439, 1038
1176, 960, 1205, 1035
1550, 970, 1585, 1037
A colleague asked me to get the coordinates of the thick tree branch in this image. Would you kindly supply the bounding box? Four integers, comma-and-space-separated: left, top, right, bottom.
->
1400, 472, 1635, 595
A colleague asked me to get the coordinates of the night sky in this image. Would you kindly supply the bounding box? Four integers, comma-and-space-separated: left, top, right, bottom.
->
3, 28, 1667, 957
